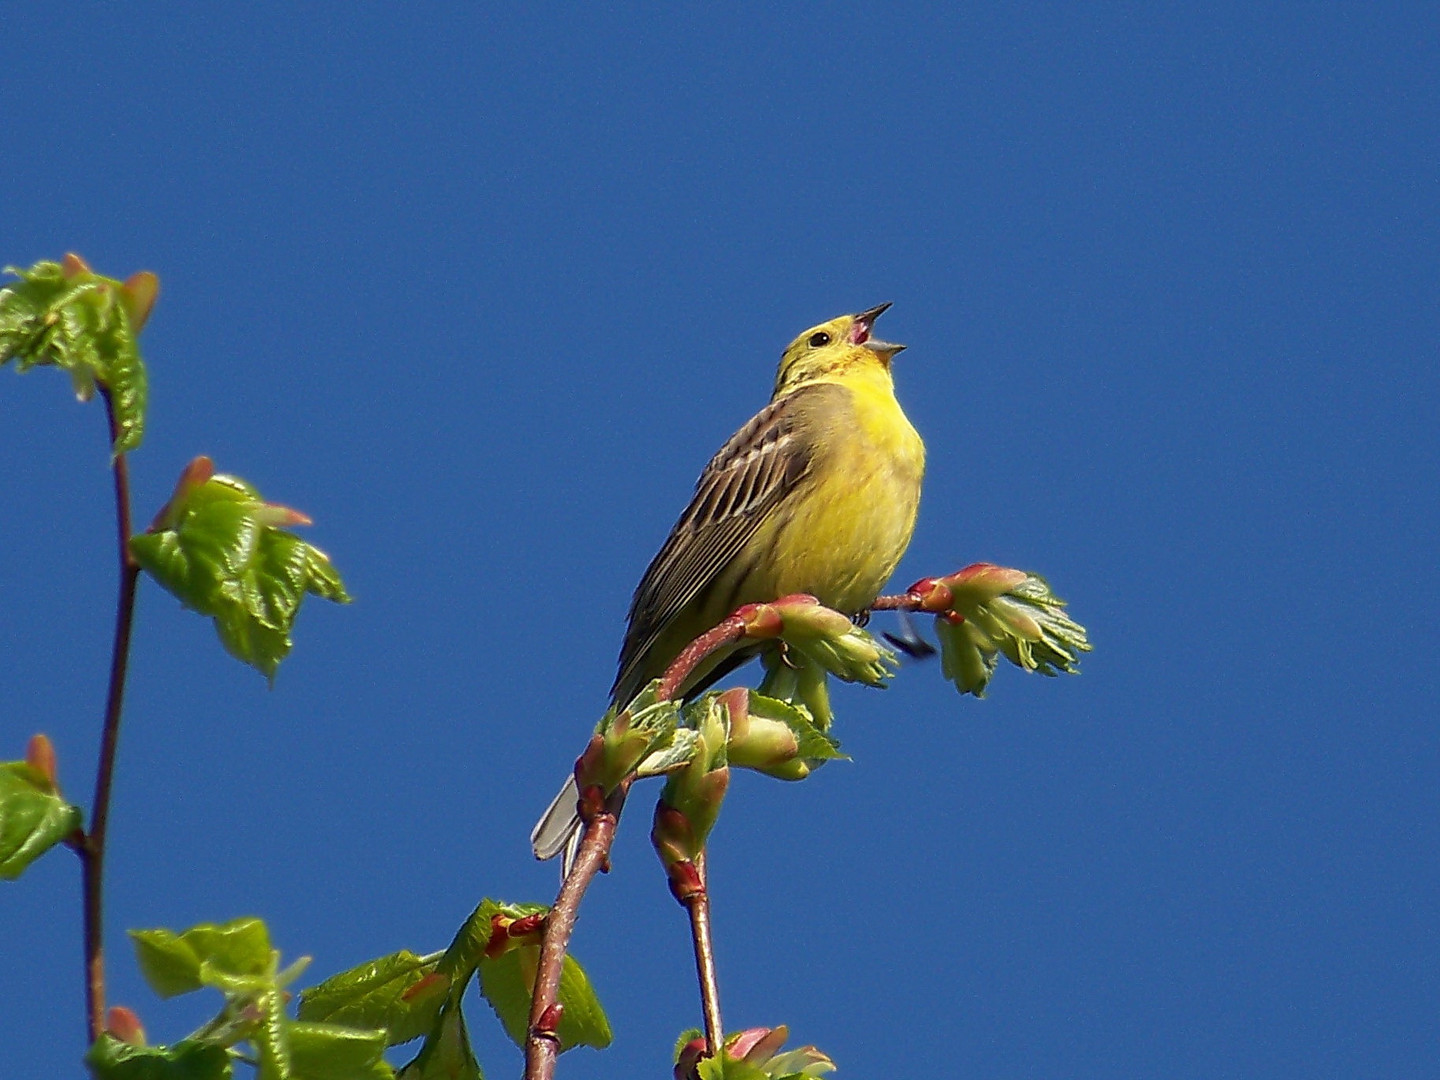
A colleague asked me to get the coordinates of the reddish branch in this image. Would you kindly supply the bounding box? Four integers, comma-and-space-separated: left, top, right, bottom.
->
75, 390, 141, 1043
868, 588, 925, 612
523, 785, 626, 1080
684, 851, 724, 1054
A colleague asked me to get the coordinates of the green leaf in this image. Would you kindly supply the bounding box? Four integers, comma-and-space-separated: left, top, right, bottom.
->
84, 1035, 232, 1080
474, 949, 531, 1050
0, 259, 150, 454
0, 759, 82, 879
477, 951, 611, 1053
553, 952, 612, 1051
747, 693, 845, 767
130, 919, 274, 998
635, 727, 701, 777
130, 470, 351, 678
396, 1004, 482, 1080
696, 1056, 769, 1080
286, 1022, 394, 1080
298, 951, 446, 1047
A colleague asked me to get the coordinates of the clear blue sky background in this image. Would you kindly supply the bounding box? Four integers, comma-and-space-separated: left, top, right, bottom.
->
3, 5, 1437, 1077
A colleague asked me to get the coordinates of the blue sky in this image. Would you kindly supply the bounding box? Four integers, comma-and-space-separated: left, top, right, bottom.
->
3, 4, 1437, 1076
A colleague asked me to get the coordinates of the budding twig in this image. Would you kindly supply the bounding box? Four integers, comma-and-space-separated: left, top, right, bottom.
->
685, 850, 724, 1056
77, 388, 141, 1043
527, 615, 749, 1080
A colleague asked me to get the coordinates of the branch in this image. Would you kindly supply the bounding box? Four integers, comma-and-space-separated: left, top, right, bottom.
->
77, 388, 141, 1043
685, 850, 723, 1055
523, 786, 625, 1080
656, 614, 748, 700
868, 588, 925, 612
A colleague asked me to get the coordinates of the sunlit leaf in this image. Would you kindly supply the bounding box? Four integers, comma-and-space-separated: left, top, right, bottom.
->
130, 464, 350, 678
0, 759, 82, 879
84, 1035, 231, 1080
298, 951, 446, 1047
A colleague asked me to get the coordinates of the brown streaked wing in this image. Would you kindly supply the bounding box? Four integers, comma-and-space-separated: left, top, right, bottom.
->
610, 382, 843, 703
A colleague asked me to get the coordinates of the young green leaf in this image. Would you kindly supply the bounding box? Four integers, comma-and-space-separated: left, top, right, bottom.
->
284, 1021, 394, 1080
0, 257, 151, 454
723, 691, 845, 780
477, 950, 612, 1053
0, 758, 82, 879
130, 459, 351, 678
129, 919, 274, 998
84, 1035, 232, 1080
679, 1026, 837, 1080
396, 1004, 482, 1080
908, 565, 1091, 697
297, 951, 446, 1047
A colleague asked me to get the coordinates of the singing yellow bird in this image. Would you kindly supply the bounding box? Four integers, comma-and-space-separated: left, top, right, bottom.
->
532, 303, 925, 863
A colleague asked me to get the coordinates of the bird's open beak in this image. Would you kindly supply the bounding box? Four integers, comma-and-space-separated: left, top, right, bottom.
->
851, 302, 906, 361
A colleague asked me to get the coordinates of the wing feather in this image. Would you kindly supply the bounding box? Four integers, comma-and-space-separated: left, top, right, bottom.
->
610, 382, 841, 703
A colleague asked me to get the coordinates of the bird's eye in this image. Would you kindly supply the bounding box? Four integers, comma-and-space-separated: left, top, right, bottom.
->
808, 332, 831, 347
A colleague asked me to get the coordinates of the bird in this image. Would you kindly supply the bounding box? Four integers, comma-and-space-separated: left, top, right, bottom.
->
531, 303, 925, 868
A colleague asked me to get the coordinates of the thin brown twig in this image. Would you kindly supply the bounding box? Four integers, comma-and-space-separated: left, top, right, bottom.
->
868, 589, 924, 612
685, 850, 723, 1055
656, 615, 748, 700
77, 389, 141, 1044
524, 786, 626, 1080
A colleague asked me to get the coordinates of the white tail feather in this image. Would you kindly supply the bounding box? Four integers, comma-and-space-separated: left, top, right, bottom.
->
531, 774, 582, 877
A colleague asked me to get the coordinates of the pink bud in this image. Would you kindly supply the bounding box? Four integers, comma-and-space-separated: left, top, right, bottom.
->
120, 272, 159, 331
943, 563, 1029, 606
731, 1025, 788, 1063
674, 1036, 708, 1080
61, 253, 93, 279
907, 577, 955, 613
25, 734, 57, 791
250, 503, 314, 528
148, 456, 216, 531
105, 1005, 146, 1046
535, 1002, 564, 1036
737, 602, 785, 639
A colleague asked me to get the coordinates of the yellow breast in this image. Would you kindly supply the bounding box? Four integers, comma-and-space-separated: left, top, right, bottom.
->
763, 372, 925, 612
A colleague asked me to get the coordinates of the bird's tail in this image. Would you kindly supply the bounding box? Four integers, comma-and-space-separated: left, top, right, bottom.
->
531, 774, 584, 879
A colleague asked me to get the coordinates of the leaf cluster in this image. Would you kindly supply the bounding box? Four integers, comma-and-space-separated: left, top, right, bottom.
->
1, 257, 152, 453
130, 461, 350, 677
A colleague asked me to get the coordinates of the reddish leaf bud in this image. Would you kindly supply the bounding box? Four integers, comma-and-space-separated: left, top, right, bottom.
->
120, 272, 160, 331
730, 1025, 788, 1063
907, 576, 955, 613
105, 1005, 146, 1046
674, 1035, 708, 1080
666, 858, 705, 903
25, 734, 57, 791
737, 601, 785, 639
535, 1002, 564, 1037
62, 253, 94, 278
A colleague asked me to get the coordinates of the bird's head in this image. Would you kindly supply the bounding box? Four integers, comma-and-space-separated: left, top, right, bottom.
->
774, 303, 906, 396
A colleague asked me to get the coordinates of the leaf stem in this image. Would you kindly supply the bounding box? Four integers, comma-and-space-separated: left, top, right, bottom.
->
685, 850, 723, 1056
78, 388, 141, 1043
